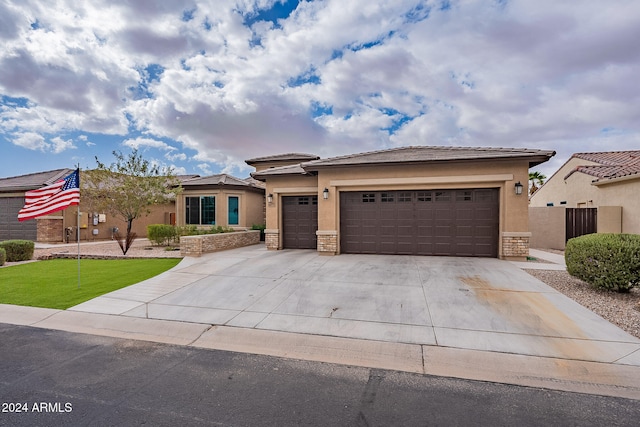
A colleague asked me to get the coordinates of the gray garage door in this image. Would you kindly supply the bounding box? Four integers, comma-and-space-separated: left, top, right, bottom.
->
0, 197, 37, 241
340, 189, 499, 257
282, 196, 318, 249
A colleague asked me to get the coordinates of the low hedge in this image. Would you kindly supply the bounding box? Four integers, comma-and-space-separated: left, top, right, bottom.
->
0, 240, 35, 262
147, 224, 178, 246
147, 224, 237, 246
565, 233, 640, 293
0, 247, 5, 266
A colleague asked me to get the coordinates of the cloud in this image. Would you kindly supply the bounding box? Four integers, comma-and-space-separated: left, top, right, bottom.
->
122, 136, 176, 151
0, 0, 639, 179
51, 136, 76, 153
11, 132, 47, 151
197, 163, 213, 175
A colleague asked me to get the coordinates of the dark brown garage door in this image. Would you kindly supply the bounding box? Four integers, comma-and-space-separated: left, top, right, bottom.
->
0, 197, 37, 241
283, 196, 318, 249
340, 189, 499, 257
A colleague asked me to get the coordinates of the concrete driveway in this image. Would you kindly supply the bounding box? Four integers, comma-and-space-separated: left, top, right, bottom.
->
70, 245, 640, 365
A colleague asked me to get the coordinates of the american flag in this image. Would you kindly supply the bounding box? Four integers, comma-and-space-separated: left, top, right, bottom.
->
18, 169, 80, 221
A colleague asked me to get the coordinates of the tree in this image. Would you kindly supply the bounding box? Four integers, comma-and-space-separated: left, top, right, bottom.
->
528, 171, 547, 195
83, 150, 181, 254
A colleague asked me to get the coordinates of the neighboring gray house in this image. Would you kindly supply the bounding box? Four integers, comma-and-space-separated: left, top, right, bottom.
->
0, 169, 74, 241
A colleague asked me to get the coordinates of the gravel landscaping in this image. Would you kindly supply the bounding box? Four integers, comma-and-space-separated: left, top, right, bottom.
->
526, 269, 640, 340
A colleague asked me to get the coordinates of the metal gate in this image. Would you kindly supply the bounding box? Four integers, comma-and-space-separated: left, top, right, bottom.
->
566, 208, 597, 241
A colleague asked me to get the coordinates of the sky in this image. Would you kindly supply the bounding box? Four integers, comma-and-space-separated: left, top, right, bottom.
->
1, 0, 639, 180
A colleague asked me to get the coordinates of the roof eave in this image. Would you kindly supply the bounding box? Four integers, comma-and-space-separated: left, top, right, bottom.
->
303, 153, 556, 171
591, 173, 640, 186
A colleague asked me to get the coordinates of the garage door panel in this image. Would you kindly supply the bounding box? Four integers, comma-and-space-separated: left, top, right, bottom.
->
340, 189, 498, 257
283, 196, 318, 249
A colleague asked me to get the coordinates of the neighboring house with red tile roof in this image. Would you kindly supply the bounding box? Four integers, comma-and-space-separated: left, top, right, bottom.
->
530, 150, 640, 235
249, 145, 555, 261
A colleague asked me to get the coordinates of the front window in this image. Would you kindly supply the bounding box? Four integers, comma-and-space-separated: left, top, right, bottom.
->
186, 196, 216, 225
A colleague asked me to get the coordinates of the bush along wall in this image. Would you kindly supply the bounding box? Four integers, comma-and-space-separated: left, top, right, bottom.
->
0, 240, 35, 262
0, 247, 6, 266
147, 224, 178, 246
565, 233, 640, 293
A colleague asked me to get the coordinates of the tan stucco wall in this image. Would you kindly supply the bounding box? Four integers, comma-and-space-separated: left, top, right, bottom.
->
593, 179, 640, 234
531, 158, 639, 234
176, 189, 265, 229
262, 159, 532, 257
56, 203, 175, 242
598, 206, 622, 234
529, 206, 566, 250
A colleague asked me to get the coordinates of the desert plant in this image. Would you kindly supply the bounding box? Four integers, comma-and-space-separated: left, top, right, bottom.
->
565, 233, 640, 293
0, 247, 6, 266
147, 224, 178, 246
0, 240, 35, 262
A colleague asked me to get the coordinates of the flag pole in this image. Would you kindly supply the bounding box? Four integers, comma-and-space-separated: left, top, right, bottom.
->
77, 165, 81, 289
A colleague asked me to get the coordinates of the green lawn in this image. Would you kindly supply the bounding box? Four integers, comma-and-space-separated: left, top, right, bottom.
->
0, 258, 181, 310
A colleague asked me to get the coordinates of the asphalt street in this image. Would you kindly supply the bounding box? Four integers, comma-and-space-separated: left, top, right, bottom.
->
1, 323, 639, 426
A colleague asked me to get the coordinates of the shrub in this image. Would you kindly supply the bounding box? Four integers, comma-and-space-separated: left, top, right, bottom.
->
565, 233, 640, 293
0, 247, 5, 266
147, 224, 178, 246
0, 240, 35, 262
210, 225, 234, 234
252, 224, 266, 241
177, 225, 201, 236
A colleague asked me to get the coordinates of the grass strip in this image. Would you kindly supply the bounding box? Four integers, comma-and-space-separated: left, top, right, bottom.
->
0, 258, 181, 310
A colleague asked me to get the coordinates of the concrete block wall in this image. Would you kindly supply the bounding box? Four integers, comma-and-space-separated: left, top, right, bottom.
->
180, 230, 261, 257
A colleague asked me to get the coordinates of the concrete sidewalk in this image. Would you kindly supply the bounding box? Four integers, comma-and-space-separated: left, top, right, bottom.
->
1, 246, 640, 400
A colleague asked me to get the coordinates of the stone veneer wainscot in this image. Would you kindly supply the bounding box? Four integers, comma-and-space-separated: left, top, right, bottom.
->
180, 230, 261, 257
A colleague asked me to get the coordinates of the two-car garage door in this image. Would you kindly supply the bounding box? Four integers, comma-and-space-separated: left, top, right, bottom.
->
340, 189, 499, 257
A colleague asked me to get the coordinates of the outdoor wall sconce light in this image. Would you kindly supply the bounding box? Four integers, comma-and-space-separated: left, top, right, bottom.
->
514, 181, 524, 195
267, 193, 273, 204
323, 188, 329, 200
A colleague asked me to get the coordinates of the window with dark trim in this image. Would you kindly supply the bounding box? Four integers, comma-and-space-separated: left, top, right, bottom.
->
381, 192, 394, 203
185, 196, 216, 225
362, 193, 376, 203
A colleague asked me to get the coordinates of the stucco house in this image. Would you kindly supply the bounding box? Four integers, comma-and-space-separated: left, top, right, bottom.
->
249, 146, 555, 260
175, 174, 265, 229
1, 169, 265, 243
530, 150, 640, 236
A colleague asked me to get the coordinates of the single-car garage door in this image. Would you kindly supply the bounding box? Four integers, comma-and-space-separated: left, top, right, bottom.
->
283, 196, 318, 249
0, 197, 37, 241
340, 189, 499, 257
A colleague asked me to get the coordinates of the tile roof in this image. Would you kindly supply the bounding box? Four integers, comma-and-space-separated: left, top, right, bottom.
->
251, 164, 311, 180
251, 146, 555, 179
567, 151, 640, 181
302, 146, 555, 169
245, 153, 320, 165
0, 168, 75, 192
181, 173, 265, 189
